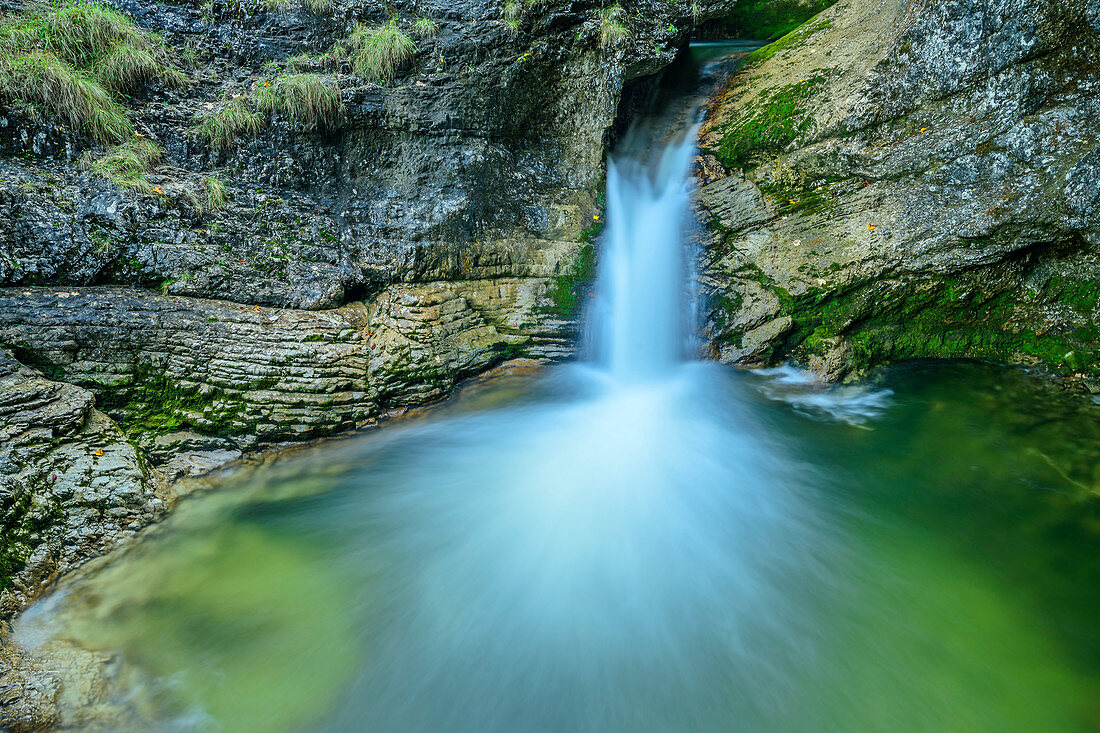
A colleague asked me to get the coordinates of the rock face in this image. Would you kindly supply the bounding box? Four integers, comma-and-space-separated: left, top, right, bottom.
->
696, 0, 1100, 387
0, 0, 738, 602
0, 349, 166, 617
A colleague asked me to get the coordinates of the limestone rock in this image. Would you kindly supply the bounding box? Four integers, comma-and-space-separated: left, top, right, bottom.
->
697, 0, 1100, 385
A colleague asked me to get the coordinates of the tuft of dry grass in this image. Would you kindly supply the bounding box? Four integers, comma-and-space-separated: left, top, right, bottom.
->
192, 96, 264, 149
82, 135, 164, 193
0, 0, 184, 143
598, 4, 630, 47
345, 20, 415, 83
254, 73, 343, 129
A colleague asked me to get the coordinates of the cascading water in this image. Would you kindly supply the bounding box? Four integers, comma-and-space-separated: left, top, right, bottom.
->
12, 45, 1100, 733
592, 122, 699, 379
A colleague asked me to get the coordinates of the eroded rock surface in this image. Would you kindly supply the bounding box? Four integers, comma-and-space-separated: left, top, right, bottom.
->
0, 349, 167, 617
0, 0, 736, 605
696, 0, 1100, 386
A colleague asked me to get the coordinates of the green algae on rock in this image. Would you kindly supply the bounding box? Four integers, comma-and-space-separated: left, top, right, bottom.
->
695, 0, 1100, 388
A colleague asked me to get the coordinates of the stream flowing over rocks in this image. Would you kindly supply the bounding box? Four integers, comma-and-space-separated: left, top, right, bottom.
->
0, 0, 736, 616
2, 0, 1100, 722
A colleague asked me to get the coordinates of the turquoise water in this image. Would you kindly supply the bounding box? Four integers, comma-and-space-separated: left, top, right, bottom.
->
15, 360, 1100, 732
13, 41, 1100, 733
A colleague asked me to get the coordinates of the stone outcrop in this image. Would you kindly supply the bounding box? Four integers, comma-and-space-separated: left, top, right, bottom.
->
0, 349, 167, 616
0, 0, 736, 601
696, 0, 1100, 389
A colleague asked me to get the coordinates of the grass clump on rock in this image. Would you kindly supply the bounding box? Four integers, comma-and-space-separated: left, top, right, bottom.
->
193, 96, 264, 149
598, 4, 630, 48
83, 135, 164, 193
254, 74, 343, 129
202, 176, 228, 210
346, 20, 415, 82
412, 17, 439, 38
0, 0, 184, 143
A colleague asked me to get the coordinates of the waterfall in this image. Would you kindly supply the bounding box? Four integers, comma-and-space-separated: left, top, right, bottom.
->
590, 124, 700, 380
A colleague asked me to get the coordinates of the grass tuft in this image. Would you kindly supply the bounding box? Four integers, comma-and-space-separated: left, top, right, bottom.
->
0, 0, 184, 143
346, 20, 415, 83
254, 73, 343, 129
412, 17, 439, 38
598, 4, 630, 48
192, 96, 263, 149
202, 176, 228, 209
0, 50, 133, 142
83, 135, 163, 193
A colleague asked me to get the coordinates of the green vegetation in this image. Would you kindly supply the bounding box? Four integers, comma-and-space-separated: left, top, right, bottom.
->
503, 0, 522, 29
263, 0, 333, 14
254, 74, 343, 129
727, 268, 1100, 378
0, 0, 184, 143
598, 4, 630, 48
193, 96, 264, 149
346, 20, 415, 82
718, 0, 838, 41
412, 17, 439, 39
545, 243, 597, 316
96, 364, 251, 436
712, 74, 826, 170
83, 135, 164, 194
203, 176, 228, 210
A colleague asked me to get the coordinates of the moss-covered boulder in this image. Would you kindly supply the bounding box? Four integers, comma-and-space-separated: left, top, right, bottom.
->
695, 0, 1100, 390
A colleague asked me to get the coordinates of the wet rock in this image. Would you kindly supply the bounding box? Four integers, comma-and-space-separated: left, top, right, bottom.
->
0, 349, 167, 617
696, 0, 1100, 383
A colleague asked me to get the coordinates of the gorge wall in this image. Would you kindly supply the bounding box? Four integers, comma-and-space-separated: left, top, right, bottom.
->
696, 0, 1100, 390
0, 0, 735, 614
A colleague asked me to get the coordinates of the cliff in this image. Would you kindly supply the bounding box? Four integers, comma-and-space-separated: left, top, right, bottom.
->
696, 0, 1100, 389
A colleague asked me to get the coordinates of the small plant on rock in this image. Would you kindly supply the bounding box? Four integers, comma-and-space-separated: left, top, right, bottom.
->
192, 95, 264, 149
598, 4, 630, 47
254, 73, 343, 129
82, 135, 164, 194
346, 20, 416, 83
202, 176, 228, 210
413, 16, 439, 38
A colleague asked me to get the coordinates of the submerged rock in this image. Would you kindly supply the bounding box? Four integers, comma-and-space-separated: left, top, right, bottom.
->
696, 0, 1100, 385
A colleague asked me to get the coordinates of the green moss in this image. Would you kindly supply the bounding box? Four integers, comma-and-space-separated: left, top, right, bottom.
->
742, 274, 1100, 377
1, 486, 66, 589
759, 179, 836, 216
713, 74, 827, 170
1045, 276, 1099, 318
544, 243, 597, 317
743, 16, 832, 66
715, 0, 838, 41
96, 364, 251, 437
